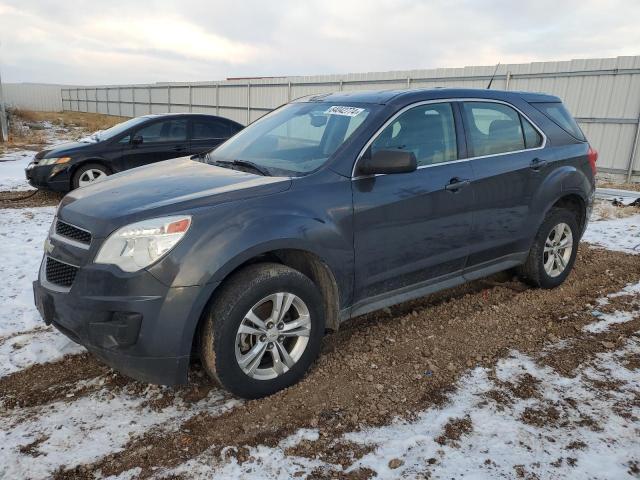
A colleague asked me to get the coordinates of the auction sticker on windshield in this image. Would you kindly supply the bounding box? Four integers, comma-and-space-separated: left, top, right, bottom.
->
324, 106, 365, 117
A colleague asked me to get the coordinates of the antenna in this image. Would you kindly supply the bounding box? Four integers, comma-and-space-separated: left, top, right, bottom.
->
486, 62, 501, 89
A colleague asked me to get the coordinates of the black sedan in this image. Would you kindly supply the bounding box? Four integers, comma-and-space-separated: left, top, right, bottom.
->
26, 113, 243, 191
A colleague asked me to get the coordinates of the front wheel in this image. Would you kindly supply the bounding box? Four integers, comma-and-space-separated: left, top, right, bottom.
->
200, 263, 325, 398
517, 208, 579, 289
72, 163, 110, 189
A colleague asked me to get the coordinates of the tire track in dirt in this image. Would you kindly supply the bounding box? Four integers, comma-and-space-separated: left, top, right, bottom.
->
52, 246, 639, 479
0, 190, 62, 209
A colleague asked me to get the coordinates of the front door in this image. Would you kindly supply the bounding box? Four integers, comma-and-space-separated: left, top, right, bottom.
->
352, 102, 474, 303
121, 118, 189, 170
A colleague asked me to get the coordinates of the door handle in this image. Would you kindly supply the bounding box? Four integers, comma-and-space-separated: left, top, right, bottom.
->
529, 158, 548, 171
445, 177, 471, 192
174, 145, 185, 152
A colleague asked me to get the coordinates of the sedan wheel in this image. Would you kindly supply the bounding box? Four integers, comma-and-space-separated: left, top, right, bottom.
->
78, 168, 108, 187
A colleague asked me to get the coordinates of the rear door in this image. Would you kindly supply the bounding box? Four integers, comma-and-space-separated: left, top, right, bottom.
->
190, 117, 235, 156
352, 101, 474, 303
120, 118, 189, 170
460, 100, 547, 268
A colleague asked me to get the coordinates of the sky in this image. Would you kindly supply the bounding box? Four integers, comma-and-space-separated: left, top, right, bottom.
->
0, 0, 639, 86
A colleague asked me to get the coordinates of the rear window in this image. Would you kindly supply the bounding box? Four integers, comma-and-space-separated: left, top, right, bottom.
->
532, 102, 585, 141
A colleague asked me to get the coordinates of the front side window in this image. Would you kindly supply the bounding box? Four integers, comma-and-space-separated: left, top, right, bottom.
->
370, 103, 457, 167
462, 102, 542, 156
209, 103, 373, 176
135, 119, 188, 143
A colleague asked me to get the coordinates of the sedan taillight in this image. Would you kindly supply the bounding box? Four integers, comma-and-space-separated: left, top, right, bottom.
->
587, 146, 598, 176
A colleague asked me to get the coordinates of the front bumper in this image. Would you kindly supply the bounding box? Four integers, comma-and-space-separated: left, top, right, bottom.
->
33, 257, 215, 385
25, 163, 71, 192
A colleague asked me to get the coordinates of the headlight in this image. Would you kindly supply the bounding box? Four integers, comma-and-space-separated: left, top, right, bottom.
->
38, 156, 71, 166
95, 216, 191, 272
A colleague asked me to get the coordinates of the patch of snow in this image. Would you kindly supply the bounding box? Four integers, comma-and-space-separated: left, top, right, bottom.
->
0, 329, 84, 378
164, 444, 329, 480
0, 386, 241, 480
278, 428, 320, 449
0, 150, 37, 190
0, 208, 54, 339
0, 207, 82, 376
344, 339, 640, 479
584, 310, 637, 334
104, 467, 142, 480
583, 214, 640, 254
583, 281, 640, 333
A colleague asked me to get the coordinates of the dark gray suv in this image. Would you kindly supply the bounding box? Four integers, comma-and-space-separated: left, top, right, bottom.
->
33, 88, 597, 398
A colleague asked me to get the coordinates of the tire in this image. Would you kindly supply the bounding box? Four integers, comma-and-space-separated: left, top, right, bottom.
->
72, 163, 110, 189
517, 208, 579, 289
200, 263, 325, 399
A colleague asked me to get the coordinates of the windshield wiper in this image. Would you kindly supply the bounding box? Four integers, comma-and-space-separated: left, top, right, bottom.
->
213, 159, 271, 176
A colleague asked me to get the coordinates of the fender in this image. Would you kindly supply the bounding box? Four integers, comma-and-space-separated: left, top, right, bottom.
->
527, 162, 591, 243
67, 157, 113, 178
146, 189, 354, 303
155, 221, 351, 365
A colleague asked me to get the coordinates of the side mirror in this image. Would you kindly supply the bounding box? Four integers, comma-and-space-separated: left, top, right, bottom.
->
358, 149, 417, 175
132, 135, 143, 145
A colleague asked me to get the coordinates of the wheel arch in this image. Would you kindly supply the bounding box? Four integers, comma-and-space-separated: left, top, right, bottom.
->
530, 164, 591, 237
68, 158, 113, 189
188, 245, 343, 363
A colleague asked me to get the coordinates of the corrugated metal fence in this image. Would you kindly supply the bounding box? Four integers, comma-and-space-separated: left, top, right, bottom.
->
56, 56, 640, 181
3, 83, 68, 112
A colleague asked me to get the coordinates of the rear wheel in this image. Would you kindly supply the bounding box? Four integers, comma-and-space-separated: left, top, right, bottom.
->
200, 263, 325, 398
517, 208, 579, 289
72, 163, 110, 189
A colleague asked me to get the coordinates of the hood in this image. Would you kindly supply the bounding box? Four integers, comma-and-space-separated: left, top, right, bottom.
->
59, 157, 291, 237
36, 141, 92, 160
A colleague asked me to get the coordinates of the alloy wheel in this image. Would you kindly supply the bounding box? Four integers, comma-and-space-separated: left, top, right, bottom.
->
234, 292, 311, 380
543, 222, 573, 278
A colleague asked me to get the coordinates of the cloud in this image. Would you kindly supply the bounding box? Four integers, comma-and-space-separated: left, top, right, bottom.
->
0, 0, 638, 85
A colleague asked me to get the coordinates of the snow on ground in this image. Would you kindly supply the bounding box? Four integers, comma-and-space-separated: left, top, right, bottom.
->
159, 290, 640, 479
0, 207, 83, 376
0, 149, 37, 190
165, 430, 326, 480
583, 214, 640, 254
343, 339, 639, 479
0, 384, 241, 480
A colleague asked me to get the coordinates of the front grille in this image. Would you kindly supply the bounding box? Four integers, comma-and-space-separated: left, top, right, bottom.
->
56, 220, 92, 245
45, 257, 79, 288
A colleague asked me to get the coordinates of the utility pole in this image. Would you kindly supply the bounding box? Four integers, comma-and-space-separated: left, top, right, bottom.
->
0, 72, 7, 143
0, 41, 7, 143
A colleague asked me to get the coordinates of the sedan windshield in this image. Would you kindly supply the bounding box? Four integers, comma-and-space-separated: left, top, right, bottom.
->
208, 103, 372, 176
93, 116, 150, 142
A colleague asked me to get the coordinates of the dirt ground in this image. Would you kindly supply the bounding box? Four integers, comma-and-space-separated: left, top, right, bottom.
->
0, 245, 637, 479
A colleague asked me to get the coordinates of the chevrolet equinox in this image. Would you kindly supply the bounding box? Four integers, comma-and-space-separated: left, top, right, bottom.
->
34, 88, 597, 398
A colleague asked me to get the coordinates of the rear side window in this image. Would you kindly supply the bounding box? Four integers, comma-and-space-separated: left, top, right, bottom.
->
193, 118, 231, 139
462, 102, 542, 156
371, 103, 457, 167
532, 102, 585, 141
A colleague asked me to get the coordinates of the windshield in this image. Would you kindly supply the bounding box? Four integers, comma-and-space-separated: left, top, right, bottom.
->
91, 116, 150, 142
208, 102, 372, 176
